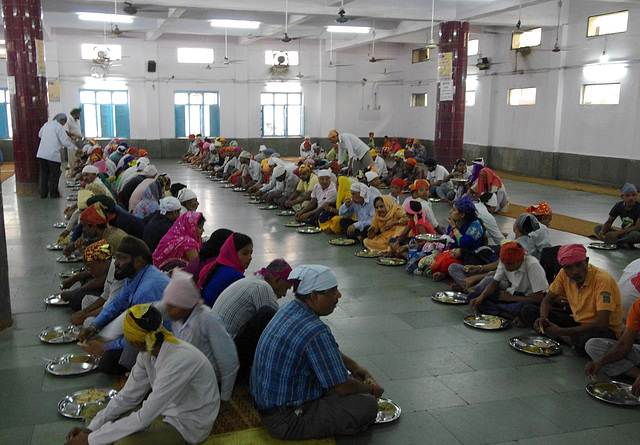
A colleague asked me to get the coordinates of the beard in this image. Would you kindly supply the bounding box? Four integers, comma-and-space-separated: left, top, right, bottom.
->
114, 261, 136, 280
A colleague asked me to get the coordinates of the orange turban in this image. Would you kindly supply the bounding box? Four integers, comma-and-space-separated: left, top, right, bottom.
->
499, 241, 526, 264
525, 202, 552, 216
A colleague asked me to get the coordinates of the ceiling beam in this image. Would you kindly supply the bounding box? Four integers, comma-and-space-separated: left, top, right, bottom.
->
331, 20, 429, 52
146, 8, 186, 42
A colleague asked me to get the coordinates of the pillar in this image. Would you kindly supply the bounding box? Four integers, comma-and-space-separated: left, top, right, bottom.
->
434, 21, 469, 167
0, 179, 11, 329
2, 0, 49, 194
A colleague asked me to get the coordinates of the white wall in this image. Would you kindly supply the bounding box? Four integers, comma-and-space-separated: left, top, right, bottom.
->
21, 0, 640, 163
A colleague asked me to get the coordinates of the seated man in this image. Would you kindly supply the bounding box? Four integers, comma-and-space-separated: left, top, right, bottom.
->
61, 240, 112, 312
469, 241, 548, 325
595, 182, 640, 248
251, 265, 383, 441
177, 188, 199, 214
213, 259, 293, 379
78, 236, 170, 375
260, 165, 300, 207
424, 158, 449, 198
338, 182, 375, 241
365, 171, 382, 199
284, 164, 317, 211
401, 158, 426, 184
585, 295, 640, 391
64, 202, 128, 258
295, 170, 337, 223
158, 270, 239, 409
520, 244, 623, 354
65, 304, 219, 445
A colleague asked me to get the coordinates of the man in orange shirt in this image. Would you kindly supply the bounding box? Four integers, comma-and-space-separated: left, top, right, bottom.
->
585, 294, 640, 394
521, 244, 622, 354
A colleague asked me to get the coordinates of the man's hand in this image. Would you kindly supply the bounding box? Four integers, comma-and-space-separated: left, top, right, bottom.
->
344, 198, 353, 208
60, 276, 78, 290
596, 232, 606, 241
585, 361, 601, 381
469, 296, 483, 311
77, 327, 96, 343
71, 310, 87, 326
632, 375, 640, 397
347, 224, 356, 236
498, 291, 516, 302
65, 428, 90, 445
82, 339, 105, 357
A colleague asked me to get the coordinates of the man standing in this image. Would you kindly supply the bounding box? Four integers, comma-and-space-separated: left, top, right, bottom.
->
251, 265, 383, 441
36, 113, 78, 198
521, 244, 622, 354
328, 130, 373, 176
78, 236, 170, 374
65, 108, 84, 174
213, 259, 293, 379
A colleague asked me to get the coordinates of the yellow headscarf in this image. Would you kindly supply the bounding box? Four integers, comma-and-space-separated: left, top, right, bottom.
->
299, 164, 313, 174
122, 303, 179, 354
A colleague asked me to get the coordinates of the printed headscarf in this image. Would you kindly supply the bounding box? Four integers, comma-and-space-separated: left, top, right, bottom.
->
83, 240, 113, 263
122, 303, 179, 354
525, 202, 552, 216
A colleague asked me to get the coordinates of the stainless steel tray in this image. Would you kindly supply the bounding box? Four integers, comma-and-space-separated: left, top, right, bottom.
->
376, 257, 406, 266
46, 353, 100, 376
509, 335, 562, 356
355, 249, 382, 258
259, 205, 279, 210
329, 238, 357, 246
57, 255, 83, 263
376, 398, 401, 423
44, 294, 69, 306
39, 325, 80, 344
463, 314, 511, 330
277, 210, 296, 216
59, 268, 84, 279
46, 244, 64, 251
431, 291, 467, 305
586, 381, 640, 406
53, 222, 67, 228
57, 388, 117, 419
588, 242, 618, 250
297, 227, 322, 234
415, 233, 442, 241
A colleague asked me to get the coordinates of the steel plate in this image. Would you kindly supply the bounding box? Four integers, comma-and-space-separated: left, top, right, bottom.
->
57, 388, 117, 419
376, 398, 401, 423
46, 353, 100, 376
355, 249, 382, 258
329, 238, 357, 246
376, 257, 406, 266
297, 227, 323, 234
509, 335, 562, 356
259, 205, 279, 210
415, 233, 442, 242
39, 325, 80, 344
586, 381, 640, 406
588, 242, 618, 250
57, 255, 83, 263
463, 314, 511, 330
46, 244, 64, 251
277, 210, 296, 216
53, 222, 67, 228
431, 291, 467, 305
44, 294, 69, 306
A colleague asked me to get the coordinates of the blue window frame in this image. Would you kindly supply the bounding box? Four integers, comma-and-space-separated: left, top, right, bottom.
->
0, 89, 12, 139
174, 91, 220, 137
79, 89, 130, 138
260, 92, 303, 137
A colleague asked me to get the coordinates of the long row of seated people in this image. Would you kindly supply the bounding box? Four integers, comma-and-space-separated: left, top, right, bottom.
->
58, 131, 640, 444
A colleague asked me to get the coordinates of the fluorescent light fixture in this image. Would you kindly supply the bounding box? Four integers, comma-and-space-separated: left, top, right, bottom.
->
210, 19, 260, 29
599, 51, 609, 64
77, 13, 134, 24
265, 81, 301, 92
83, 79, 128, 90
0, 40, 5, 44
326, 26, 370, 34
583, 64, 626, 82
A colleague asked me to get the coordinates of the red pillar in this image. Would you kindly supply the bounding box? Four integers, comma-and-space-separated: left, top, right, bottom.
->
434, 21, 469, 168
2, 0, 49, 194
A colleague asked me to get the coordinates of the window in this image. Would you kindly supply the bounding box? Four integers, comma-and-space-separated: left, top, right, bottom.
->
81, 44, 121, 61
582, 83, 620, 105
410, 93, 427, 107
0, 89, 12, 138
508, 87, 536, 106
412, 48, 430, 63
465, 91, 476, 107
79, 89, 130, 138
261, 92, 303, 137
468, 39, 479, 57
466, 75, 477, 107
264, 51, 299, 66
177, 48, 214, 64
174, 91, 220, 137
511, 28, 542, 49
0, 40, 6, 60
587, 10, 628, 37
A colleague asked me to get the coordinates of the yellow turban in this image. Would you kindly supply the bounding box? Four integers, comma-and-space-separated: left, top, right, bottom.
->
299, 164, 313, 174
122, 304, 179, 354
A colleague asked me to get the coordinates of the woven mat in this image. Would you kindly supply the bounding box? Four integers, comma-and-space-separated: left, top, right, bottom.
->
210, 384, 263, 435
498, 203, 598, 238
203, 427, 336, 445
1, 162, 14, 183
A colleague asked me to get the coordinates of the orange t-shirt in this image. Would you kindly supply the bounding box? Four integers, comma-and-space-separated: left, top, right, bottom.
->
626, 298, 640, 332
550, 264, 623, 338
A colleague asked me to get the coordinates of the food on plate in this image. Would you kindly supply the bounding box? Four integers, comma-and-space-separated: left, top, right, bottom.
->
76, 389, 108, 404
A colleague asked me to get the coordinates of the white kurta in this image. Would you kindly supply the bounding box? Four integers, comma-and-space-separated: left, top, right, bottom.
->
88, 341, 219, 445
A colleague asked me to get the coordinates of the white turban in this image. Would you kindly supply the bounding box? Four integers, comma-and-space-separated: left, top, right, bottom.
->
142, 165, 157, 177
289, 265, 338, 295
136, 157, 150, 171
365, 171, 379, 182
159, 197, 181, 215
316, 169, 331, 178
350, 182, 371, 203
272, 165, 286, 178
268, 156, 282, 167
178, 188, 197, 203
82, 165, 99, 174
259, 145, 267, 152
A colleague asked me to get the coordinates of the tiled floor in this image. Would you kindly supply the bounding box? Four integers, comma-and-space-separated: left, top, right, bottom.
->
1, 160, 639, 445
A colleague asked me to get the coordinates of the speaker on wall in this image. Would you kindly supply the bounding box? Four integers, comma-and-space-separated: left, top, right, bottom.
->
147, 60, 156, 72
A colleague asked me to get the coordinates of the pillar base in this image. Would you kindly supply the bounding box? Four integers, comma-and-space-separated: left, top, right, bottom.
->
15, 182, 38, 195
0, 318, 13, 331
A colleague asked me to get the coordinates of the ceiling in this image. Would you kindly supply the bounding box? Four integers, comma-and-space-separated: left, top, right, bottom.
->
39, 0, 632, 50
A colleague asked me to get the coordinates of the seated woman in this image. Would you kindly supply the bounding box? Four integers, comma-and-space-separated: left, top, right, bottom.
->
389, 199, 435, 259
446, 196, 484, 251
183, 228, 234, 279
199, 233, 253, 307
473, 167, 509, 213
152, 211, 205, 272
364, 196, 407, 253
133, 174, 171, 219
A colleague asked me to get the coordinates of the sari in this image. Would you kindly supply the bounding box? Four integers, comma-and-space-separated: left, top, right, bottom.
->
134, 180, 163, 218
363, 196, 406, 252
152, 211, 203, 271
199, 234, 247, 306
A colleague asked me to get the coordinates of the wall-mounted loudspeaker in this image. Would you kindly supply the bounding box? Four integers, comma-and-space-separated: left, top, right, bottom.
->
147, 60, 156, 73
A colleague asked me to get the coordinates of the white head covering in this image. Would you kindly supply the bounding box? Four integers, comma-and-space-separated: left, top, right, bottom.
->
272, 165, 286, 177
316, 169, 331, 178
178, 188, 197, 203
259, 145, 267, 152
136, 157, 150, 171
82, 144, 93, 154
268, 156, 282, 167
82, 165, 99, 174
161, 269, 201, 309
311, 143, 319, 150
159, 197, 182, 215
365, 171, 379, 182
229, 140, 238, 147
350, 182, 371, 203
289, 265, 338, 295
142, 165, 157, 177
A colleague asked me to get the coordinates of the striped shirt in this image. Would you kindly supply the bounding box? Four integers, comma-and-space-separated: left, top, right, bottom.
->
250, 299, 349, 410
212, 276, 279, 338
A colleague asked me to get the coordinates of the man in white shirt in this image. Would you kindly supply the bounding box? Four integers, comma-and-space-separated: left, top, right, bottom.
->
64, 108, 84, 173
65, 304, 219, 445
424, 158, 450, 198
36, 113, 78, 198
328, 130, 373, 176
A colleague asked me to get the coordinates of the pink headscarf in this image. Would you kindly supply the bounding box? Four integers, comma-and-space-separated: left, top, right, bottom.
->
152, 212, 203, 271
391, 137, 403, 154
197, 233, 246, 288
557, 244, 587, 267
477, 168, 503, 195
93, 160, 109, 174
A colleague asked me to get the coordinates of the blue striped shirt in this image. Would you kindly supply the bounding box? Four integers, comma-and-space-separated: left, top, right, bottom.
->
250, 299, 349, 410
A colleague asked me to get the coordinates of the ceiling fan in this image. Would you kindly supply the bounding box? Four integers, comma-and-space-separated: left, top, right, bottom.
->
282, 0, 302, 43
368, 27, 394, 63
122, 1, 164, 15
378, 67, 401, 75
336, 0, 358, 23
327, 33, 352, 68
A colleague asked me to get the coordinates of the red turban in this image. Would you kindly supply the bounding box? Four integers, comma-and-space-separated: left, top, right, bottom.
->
557, 244, 587, 266
405, 158, 418, 166
80, 203, 114, 225
499, 241, 526, 264
409, 179, 429, 192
